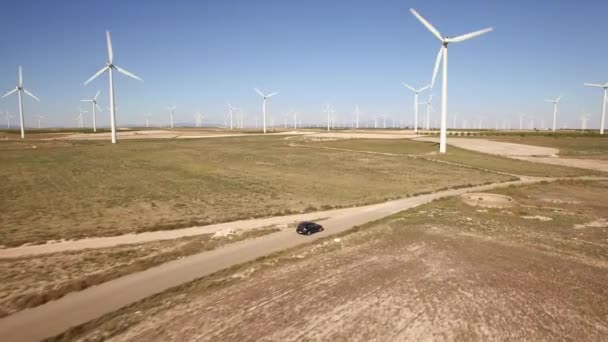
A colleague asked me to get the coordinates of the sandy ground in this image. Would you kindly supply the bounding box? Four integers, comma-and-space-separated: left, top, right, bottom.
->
51, 130, 313, 141
0, 177, 564, 341
302, 131, 417, 140
417, 137, 608, 172
416, 137, 559, 156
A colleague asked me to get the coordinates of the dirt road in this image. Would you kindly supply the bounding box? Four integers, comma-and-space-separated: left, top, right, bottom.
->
0, 177, 552, 342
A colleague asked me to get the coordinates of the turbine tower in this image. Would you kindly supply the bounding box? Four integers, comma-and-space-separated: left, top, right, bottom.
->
402, 83, 430, 133
545, 96, 562, 132
419, 95, 433, 130
4, 111, 14, 129
410, 8, 493, 153
84, 31, 143, 144
354, 105, 360, 129
80, 90, 101, 132
584, 82, 608, 134
323, 104, 333, 131
254, 88, 278, 133
167, 106, 176, 128
2, 66, 40, 139
226, 103, 235, 130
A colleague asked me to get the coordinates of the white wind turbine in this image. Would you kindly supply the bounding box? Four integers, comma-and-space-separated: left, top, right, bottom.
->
402, 83, 430, 133
144, 113, 152, 128
4, 111, 14, 129
2, 66, 40, 139
584, 82, 608, 134
166, 105, 176, 128
354, 105, 360, 129
419, 95, 434, 130
81, 90, 102, 132
37, 114, 44, 129
410, 8, 493, 153
77, 108, 87, 129
518, 113, 526, 130
254, 88, 278, 133
323, 104, 333, 131
84, 31, 142, 143
545, 96, 562, 132
226, 103, 235, 130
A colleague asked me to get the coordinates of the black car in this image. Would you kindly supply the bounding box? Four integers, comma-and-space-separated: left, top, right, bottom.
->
296, 221, 324, 235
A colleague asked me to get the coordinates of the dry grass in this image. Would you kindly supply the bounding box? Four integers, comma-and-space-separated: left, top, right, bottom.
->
0, 227, 279, 318
0, 136, 509, 247
49, 179, 608, 341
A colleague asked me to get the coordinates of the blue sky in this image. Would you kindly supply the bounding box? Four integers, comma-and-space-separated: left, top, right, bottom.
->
1, 0, 607, 129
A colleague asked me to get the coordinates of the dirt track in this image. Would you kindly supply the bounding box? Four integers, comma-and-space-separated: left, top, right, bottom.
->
0, 177, 558, 342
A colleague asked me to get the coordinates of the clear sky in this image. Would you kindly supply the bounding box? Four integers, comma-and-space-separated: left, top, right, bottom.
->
1, 0, 607, 129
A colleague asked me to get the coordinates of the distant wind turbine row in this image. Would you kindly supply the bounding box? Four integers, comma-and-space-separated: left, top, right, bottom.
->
2, 11, 606, 145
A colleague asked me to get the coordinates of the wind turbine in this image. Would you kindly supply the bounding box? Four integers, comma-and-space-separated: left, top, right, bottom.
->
77, 108, 87, 129
410, 8, 493, 153
4, 111, 14, 129
323, 104, 333, 131
354, 105, 360, 129
144, 113, 152, 128
36, 114, 44, 129
84, 31, 143, 144
584, 82, 608, 134
226, 103, 235, 130
545, 96, 562, 132
81, 90, 102, 132
419, 95, 433, 130
293, 110, 298, 130
581, 113, 590, 130
518, 113, 526, 130
166, 106, 176, 128
402, 83, 430, 133
2, 66, 40, 139
254, 88, 278, 133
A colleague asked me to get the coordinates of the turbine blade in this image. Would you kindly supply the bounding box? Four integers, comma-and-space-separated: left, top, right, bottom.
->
115, 65, 143, 81
410, 9, 443, 41
80, 99, 92, 102
402, 83, 416, 92
431, 46, 444, 88
419, 84, 431, 92
84, 66, 109, 85
106, 30, 113, 64
94, 90, 101, 100
254, 88, 264, 97
446, 27, 493, 43
556, 95, 562, 102
584, 83, 603, 87
96, 103, 102, 112
18, 65, 23, 87
23, 88, 40, 101
545, 99, 554, 103
2, 88, 18, 98
267, 92, 278, 98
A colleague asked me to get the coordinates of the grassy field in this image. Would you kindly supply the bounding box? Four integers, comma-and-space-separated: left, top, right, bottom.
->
0, 136, 511, 247
0, 226, 279, 317
52, 179, 608, 341
312, 138, 601, 176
